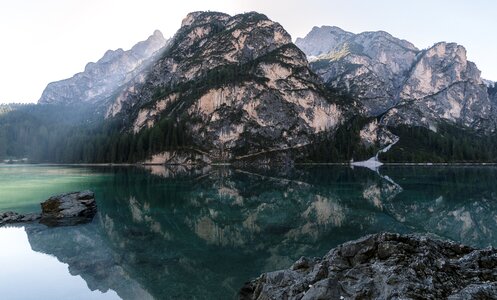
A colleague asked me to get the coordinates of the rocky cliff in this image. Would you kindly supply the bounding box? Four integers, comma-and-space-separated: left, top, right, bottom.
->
107, 12, 343, 163
38, 30, 168, 107
296, 27, 497, 134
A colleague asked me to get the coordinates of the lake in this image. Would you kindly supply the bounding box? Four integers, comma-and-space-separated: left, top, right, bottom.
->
1, 164, 496, 299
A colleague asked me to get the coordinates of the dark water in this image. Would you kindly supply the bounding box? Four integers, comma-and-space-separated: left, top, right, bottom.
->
1, 165, 497, 299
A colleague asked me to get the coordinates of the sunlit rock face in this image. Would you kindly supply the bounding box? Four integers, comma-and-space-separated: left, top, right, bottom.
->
297, 27, 497, 132
107, 12, 343, 163
38, 30, 168, 109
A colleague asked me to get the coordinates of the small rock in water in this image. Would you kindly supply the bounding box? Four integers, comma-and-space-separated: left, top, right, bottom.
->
0, 211, 40, 225
0, 191, 97, 227
40, 190, 97, 226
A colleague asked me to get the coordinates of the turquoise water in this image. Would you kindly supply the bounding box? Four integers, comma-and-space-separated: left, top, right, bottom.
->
1, 164, 497, 299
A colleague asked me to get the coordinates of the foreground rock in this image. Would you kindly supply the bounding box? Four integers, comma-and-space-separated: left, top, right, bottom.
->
0, 191, 97, 227
240, 232, 497, 299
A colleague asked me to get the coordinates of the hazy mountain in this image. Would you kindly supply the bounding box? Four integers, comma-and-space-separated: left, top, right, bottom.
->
38, 30, 169, 107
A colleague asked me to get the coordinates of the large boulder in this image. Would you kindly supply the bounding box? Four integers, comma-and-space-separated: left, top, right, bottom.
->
40, 190, 97, 226
240, 232, 497, 299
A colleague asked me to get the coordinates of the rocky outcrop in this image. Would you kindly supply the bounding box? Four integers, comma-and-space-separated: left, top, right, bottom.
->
297, 26, 497, 133
40, 190, 97, 226
241, 232, 497, 299
107, 12, 343, 163
38, 30, 168, 108
0, 190, 97, 227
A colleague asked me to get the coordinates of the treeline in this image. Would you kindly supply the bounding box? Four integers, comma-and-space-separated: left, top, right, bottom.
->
0, 104, 190, 163
300, 116, 377, 163
0, 104, 94, 161
58, 117, 191, 163
380, 124, 497, 162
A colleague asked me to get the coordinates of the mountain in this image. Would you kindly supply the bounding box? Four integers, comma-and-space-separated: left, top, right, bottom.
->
38, 30, 168, 107
2, 12, 497, 164
296, 26, 497, 134
105, 11, 344, 164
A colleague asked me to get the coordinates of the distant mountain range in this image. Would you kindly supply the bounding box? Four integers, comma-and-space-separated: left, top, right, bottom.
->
38, 30, 168, 107
296, 26, 497, 132
1, 11, 497, 164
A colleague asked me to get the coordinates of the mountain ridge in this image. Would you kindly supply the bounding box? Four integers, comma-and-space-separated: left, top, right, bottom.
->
296, 25, 497, 135
38, 30, 169, 107
2, 11, 497, 164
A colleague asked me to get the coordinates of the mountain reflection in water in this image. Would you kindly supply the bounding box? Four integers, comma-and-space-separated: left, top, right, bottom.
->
5, 165, 497, 299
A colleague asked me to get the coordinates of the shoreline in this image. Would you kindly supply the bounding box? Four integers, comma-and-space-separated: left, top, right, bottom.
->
2, 162, 497, 167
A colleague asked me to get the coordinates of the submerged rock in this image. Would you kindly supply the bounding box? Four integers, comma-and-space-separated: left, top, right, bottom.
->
240, 232, 497, 299
40, 191, 97, 226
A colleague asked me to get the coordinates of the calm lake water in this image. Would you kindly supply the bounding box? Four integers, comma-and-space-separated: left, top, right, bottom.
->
1, 164, 497, 299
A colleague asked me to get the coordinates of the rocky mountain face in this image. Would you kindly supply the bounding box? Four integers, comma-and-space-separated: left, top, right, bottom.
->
296, 27, 497, 134
11, 11, 495, 164
38, 30, 168, 107
107, 12, 343, 163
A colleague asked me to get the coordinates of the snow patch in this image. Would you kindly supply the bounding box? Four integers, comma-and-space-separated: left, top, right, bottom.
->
351, 135, 399, 170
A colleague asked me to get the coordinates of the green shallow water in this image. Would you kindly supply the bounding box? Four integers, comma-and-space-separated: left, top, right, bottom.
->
1, 164, 497, 299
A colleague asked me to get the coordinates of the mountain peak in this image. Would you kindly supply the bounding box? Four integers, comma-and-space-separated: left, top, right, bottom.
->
180, 11, 231, 27
295, 25, 353, 57
108, 11, 296, 118
152, 29, 163, 38
106, 11, 342, 163
38, 30, 168, 105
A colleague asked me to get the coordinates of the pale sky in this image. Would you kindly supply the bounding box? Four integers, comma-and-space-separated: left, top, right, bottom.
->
1, 0, 496, 103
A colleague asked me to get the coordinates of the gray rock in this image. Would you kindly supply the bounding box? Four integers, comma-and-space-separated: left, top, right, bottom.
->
40, 190, 97, 226
240, 232, 497, 299
295, 26, 354, 57
0, 211, 40, 225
